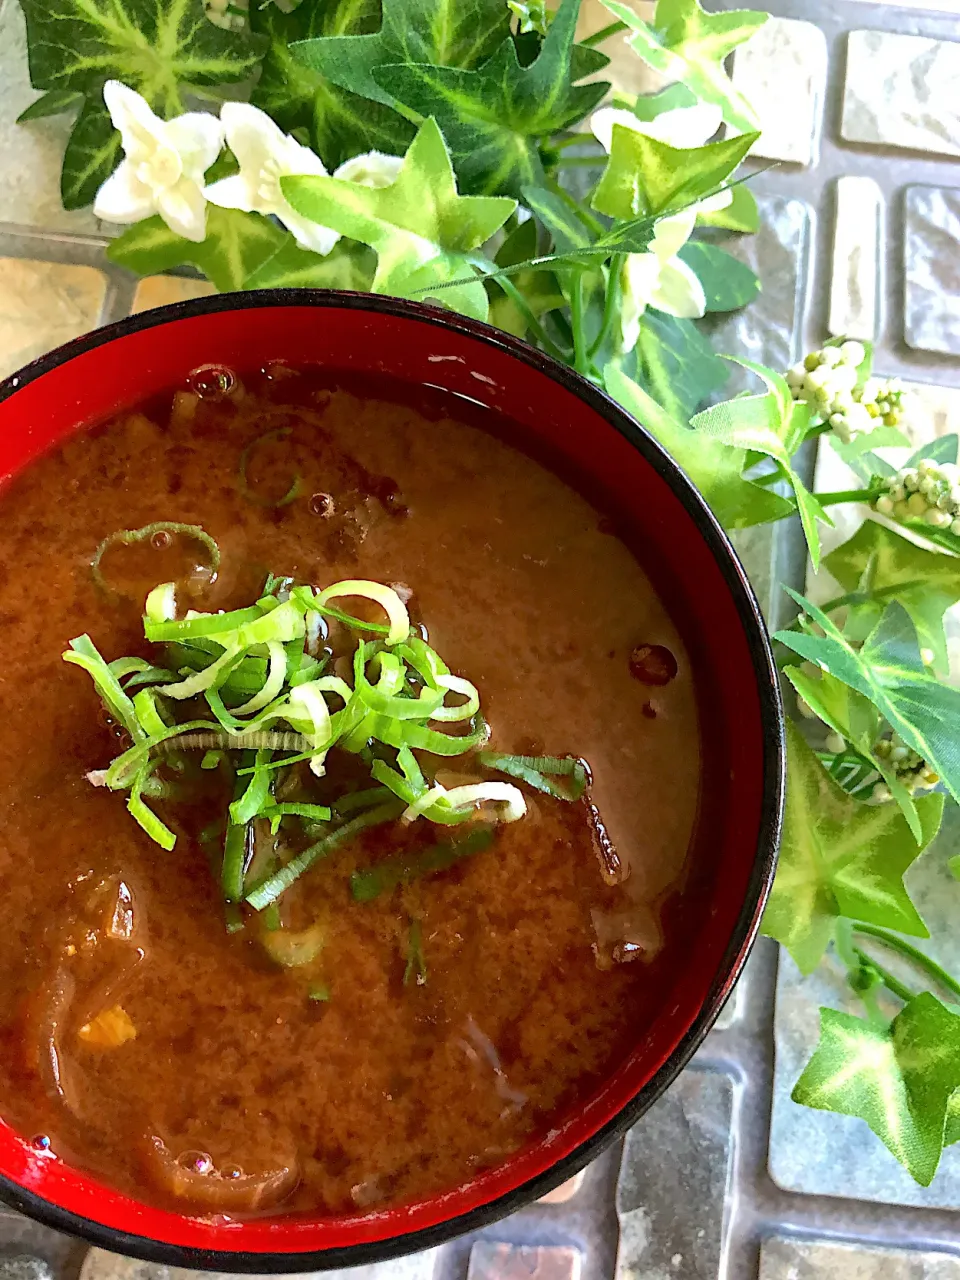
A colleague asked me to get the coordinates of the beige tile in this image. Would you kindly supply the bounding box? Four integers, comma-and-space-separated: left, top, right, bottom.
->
732, 17, 827, 165
539, 1169, 586, 1204
577, 0, 667, 99
901, 380, 960, 445
0, 257, 107, 379
0, 2, 100, 233
131, 275, 216, 315
828, 176, 883, 342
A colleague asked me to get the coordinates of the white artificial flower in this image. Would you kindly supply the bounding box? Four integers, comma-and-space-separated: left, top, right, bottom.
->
333, 151, 403, 189
93, 81, 223, 243
619, 209, 706, 351
205, 103, 337, 255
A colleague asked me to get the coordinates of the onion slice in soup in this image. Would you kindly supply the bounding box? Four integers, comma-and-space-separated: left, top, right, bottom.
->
144, 1135, 300, 1212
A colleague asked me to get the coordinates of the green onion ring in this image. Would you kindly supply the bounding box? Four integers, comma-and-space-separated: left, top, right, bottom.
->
238, 428, 301, 508
92, 522, 220, 593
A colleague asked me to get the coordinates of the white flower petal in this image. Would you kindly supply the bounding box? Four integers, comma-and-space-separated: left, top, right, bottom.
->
590, 107, 643, 153
156, 179, 208, 243
651, 209, 697, 261
220, 102, 290, 178
93, 160, 156, 224
333, 151, 403, 188
275, 204, 341, 256
619, 252, 661, 351
649, 257, 706, 320
278, 133, 328, 179
204, 173, 257, 213
103, 80, 166, 161
642, 103, 723, 149
165, 111, 225, 180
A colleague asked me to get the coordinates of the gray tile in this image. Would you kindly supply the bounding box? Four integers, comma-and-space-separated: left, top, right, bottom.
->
0, 1258, 54, 1280
829, 177, 883, 342
0, 257, 108, 379
842, 30, 960, 160
770, 804, 960, 1208
78, 1247, 438, 1280
700, 195, 813, 399
904, 185, 960, 356
467, 1243, 581, 1280
760, 1236, 960, 1279
731, 17, 827, 166
615, 1070, 734, 1280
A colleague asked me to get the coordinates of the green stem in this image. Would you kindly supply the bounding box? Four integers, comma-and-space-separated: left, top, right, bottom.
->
853, 946, 916, 1004
552, 155, 607, 168
852, 923, 960, 1002
814, 486, 885, 508
546, 175, 606, 238
549, 134, 591, 152
570, 273, 589, 376
588, 254, 623, 361
494, 275, 569, 363
580, 18, 628, 46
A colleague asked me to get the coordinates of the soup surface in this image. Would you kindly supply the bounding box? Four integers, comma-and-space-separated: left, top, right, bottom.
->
0, 364, 701, 1216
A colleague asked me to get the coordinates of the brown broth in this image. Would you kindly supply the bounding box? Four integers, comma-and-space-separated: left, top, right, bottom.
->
0, 364, 701, 1216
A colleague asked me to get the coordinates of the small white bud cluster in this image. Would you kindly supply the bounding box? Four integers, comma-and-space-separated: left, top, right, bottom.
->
786, 343, 909, 444
873, 457, 960, 535
870, 736, 940, 803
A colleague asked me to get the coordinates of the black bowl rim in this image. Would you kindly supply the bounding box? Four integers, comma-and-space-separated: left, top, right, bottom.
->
0, 288, 785, 1273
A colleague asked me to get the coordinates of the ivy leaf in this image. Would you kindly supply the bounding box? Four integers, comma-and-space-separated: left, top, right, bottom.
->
16, 88, 83, 122
792, 995, 960, 1185
603, 364, 794, 529
283, 118, 516, 322
242, 238, 376, 291
762, 722, 941, 974
372, 0, 609, 197
907, 434, 959, 469
592, 125, 757, 219
677, 242, 759, 312
691, 358, 831, 568
783, 666, 923, 838
599, 0, 767, 133
19, 0, 262, 210
488, 217, 565, 336
696, 184, 759, 233
634, 310, 728, 423
508, 0, 553, 35
521, 184, 595, 255
776, 592, 960, 810
250, 0, 411, 164
289, 0, 511, 122
824, 521, 960, 675
107, 207, 287, 292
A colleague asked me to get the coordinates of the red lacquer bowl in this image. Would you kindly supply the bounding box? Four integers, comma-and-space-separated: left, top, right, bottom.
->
0, 292, 783, 1271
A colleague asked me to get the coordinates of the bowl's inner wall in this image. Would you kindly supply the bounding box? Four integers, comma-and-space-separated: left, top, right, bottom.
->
0, 298, 774, 1258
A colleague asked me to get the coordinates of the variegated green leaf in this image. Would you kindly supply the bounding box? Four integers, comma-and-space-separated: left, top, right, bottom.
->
776, 593, 960, 809
824, 521, 960, 675
599, 0, 766, 133
372, 0, 609, 197
762, 722, 941, 974
592, 124, 757, 219
793, 995, 960, 1184
242, 239, 376, 292
107, 207, 287, 293
16, 88, 83, 122
632, 309, 728, 423
18, 0, 261, 209
677, 242, 759, 312
603, 364, 794, 529
696, 183, 759, 232
283, 118, 515, 321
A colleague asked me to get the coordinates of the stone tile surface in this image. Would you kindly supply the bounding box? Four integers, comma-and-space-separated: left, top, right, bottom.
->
0, 1259, 54, 1280
615, 1070, 734, 1280
904, 185, 960, 356
701, 195, 813, 399
829, 176, 882, 342
0, 2, 99, 234
760, 1236, 960, 1279
731, 17, 826, 166
130, 276, 216, 315
539, 1171, 586, 1205
467, 1243, 581, 1280
0, 258, 107, 378
79, 1247, 438, 1280
842, 30, 960, 159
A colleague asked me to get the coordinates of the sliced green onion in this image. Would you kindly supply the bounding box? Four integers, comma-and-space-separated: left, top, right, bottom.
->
261, 802, 332, 835
332, 786, 395, 816
145, 605, 263, 644
372, 713, 490, 756
64, 635, 145, 742
109, 656, 153, 680
230, 640, 288, 716
371, 758, 424, 806
128, 761, 177, 850
355, 647, 444, 719
122, 664, 186, 690
477, 753, 589, 801
404, 781, 526, 826
145, 581, 177, 622
230, 748, 273, 824
92, 523, 220, 593
403, 918, 427, 987
351, 826, 495, 902
161, 644, 243, 701
239, 427, 301, 508
260, 921, 325, 967
308, 982, 330, 1002
246, 802, 402, 910
311, 580, 410, 646
225, 903, 245, 935
431, 674, 480, 723
221, 818, 250, 904
132, 688, 169, 739
201, 750, 224, 769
